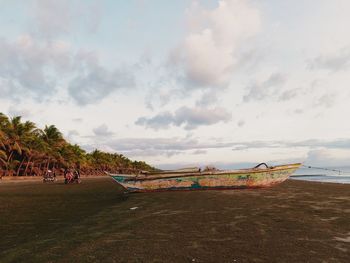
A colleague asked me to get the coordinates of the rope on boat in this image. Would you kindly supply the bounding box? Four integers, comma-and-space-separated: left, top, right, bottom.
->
254, 163, 269, 169
302, 165, 347, 175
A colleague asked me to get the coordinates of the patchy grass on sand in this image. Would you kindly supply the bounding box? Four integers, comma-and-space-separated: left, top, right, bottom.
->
0, 178, 349, 262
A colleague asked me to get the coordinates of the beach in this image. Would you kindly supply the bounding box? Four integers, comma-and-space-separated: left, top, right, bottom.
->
0, 177, 349, 262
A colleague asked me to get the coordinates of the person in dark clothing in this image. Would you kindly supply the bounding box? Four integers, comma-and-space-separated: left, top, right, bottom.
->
74, 169, 80, 180
64, 168, 68, 179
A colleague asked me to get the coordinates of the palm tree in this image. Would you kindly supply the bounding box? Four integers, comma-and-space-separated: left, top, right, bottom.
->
0, 116, 22, 176
0, 113, 9, 177
0, 139, 7, 178
0, 116, 37, 176
17, 128, 45, 176
15, 121, 38, 175
0, 129, 7, 165
41, 125, 65, 170
59, 143, 86, 168
0, 113, 156, 177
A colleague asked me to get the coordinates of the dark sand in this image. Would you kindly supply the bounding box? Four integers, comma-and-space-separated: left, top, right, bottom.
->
0, 178, 349, 263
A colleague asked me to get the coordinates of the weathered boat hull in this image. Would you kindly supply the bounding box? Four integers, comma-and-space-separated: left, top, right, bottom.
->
110, 163, 301, 193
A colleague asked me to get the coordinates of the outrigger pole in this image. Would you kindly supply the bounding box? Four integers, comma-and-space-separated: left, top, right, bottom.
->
302, 165, 347, 175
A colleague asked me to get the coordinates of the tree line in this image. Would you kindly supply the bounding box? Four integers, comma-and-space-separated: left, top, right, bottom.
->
0, 113, 156, 177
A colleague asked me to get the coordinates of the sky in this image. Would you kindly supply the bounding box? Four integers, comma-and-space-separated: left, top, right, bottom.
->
1, 0, 350, 169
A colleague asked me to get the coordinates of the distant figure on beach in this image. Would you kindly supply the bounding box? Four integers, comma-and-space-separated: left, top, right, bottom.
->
64, 168, 73, 179
43, 169, 56, 183
74, 169, 80, 180
44, 169, 52, 178
64, 168, 81, 184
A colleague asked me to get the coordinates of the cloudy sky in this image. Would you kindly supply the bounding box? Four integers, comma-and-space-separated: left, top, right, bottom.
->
1, 0, 350, 168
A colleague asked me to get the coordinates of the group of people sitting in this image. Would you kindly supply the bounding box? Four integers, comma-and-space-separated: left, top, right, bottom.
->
42, 168, 81, 183
64, 168, 81, 184
43, 169, 56, 182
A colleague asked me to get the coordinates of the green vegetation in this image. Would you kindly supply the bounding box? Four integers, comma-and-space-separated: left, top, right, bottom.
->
0, 112, 156, 177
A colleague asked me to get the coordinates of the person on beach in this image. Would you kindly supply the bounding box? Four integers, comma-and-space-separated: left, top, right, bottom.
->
64, 168, 71, 184
44, 169, 52, 179
74, 169, 80, 180
64, 168, 68, 179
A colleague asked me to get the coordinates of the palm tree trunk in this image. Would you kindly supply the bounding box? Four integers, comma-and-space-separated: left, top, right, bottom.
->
46, 158, 50, 170
24, 156, 32, 176
16, 156, 26, 176
38, 162, 42, 176
7, 150, 14, 163
30, 161, 35, 176
5, 150, 14, 176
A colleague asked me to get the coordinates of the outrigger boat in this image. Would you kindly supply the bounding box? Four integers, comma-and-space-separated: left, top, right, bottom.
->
108, 163, 301, 193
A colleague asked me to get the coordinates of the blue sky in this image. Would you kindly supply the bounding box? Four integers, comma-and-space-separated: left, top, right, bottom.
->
1, 0, 350, 168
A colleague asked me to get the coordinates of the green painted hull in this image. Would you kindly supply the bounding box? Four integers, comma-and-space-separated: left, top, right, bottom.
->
110, 163, 301, 193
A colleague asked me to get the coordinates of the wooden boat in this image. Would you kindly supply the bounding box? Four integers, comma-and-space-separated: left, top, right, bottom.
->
108, 163, 301, 193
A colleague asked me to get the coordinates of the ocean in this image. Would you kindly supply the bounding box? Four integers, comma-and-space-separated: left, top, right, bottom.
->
291, 166, 350, 184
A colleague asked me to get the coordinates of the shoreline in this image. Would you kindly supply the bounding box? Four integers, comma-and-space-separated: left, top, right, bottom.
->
290, 175, 350, 184
291, 178, 350, 184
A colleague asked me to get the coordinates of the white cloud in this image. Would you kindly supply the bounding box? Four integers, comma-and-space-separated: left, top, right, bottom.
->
237, 119, 245, 127
66, 129, 80, 143
278, 88, 299, 101
0, 35, 135, 105
230, 138, 350, 151
0, 35, 72, 100
68, 61, 135, 105
170, 0, 261, 88
135, 112, 173, 130
174, 106, 231, 129
136, 106, 231, 130
305, 148, 350, 167
192, 149, 207, 155
195, 90, 219, 106
7, 106, 32, 119
83, 136, 233, 158
314, 93, 337, 108
31, 0, 103, 38
33, 0, 74, 38
308, 46, 350, 72
92, 124, 114, 137
243, 73, 286, 102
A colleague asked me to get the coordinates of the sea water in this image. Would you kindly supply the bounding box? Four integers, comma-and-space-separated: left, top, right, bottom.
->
291, 166, 350, 184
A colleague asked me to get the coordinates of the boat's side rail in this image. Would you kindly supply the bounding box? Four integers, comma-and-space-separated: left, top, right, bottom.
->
120, 163, 301, 182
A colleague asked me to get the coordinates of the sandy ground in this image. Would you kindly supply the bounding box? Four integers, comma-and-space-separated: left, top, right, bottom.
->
0, 175, 105, 183
0, 178, 349, 262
